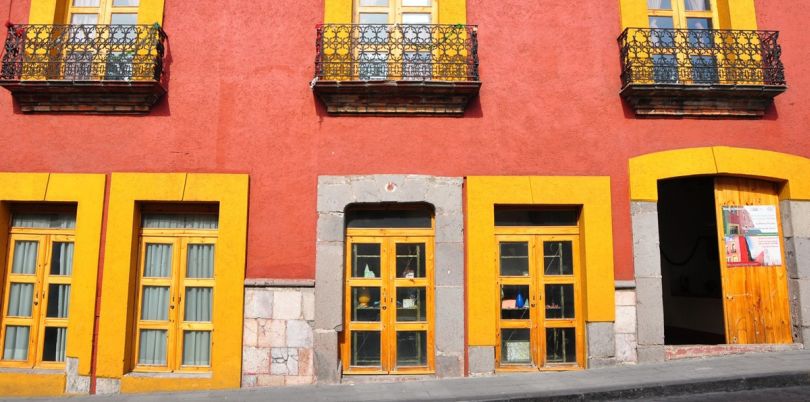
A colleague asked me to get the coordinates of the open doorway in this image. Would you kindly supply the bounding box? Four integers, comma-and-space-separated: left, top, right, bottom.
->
657, 177, 725, 345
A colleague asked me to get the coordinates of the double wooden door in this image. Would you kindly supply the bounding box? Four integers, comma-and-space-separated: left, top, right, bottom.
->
342, 233, 434, 374
714, 177, 792, 344
495, 232, 584, 370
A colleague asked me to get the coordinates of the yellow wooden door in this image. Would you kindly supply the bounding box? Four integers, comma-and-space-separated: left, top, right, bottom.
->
495, 232, 584, 370
714, 177, 792, 344
342, 233, 434, 374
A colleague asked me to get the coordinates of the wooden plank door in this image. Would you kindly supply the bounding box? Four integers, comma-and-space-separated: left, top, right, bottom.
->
714, 177, 792, 344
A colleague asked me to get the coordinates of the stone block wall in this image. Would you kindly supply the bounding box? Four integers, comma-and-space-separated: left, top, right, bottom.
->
242, 286, 315, 387
782, 201, 810, 344
614, 288, 638, 364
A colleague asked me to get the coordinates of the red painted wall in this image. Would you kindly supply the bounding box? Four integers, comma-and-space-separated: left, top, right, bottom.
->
1, 0, 808, 281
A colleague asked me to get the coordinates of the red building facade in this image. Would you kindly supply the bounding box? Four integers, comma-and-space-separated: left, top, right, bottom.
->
0, 0, 808, 395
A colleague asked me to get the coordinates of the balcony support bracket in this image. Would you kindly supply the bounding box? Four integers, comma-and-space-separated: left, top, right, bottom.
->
313, 80, 481, 116
0, 80, 166, 113
620, 84, 787, 118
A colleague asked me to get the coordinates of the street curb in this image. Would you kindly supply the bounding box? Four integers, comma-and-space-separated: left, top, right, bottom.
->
472, 371, 810, 401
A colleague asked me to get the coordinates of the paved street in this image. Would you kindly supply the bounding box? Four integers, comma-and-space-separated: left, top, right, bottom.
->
5, 350, 810, 401
647, 385, 810, 401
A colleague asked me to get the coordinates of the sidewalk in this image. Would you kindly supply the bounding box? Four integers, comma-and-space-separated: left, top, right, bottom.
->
11, 350, 810, 401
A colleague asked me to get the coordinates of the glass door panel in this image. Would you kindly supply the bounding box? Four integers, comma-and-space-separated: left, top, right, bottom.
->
396, 287, 426, 322
351, 331, 382, 367
1, 237, 42, 365
396, 330, 427, 366
495, 234, 583, 370
352, 243, 382, 278
500, 328, 532, 365
539, 237, 581, 369
395, 243, 425, 278
352, 287, 382, 322
500, 285, 530, 320
545, 328, 576, 364
391, 238, 431, 371
344, 235, 433, 374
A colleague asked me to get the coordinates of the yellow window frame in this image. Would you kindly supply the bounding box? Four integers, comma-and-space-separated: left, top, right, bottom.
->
342, 227, 435, 375
647, 0, 718, 29
354, 0, 437, 24
66, 0, 140, 25
0, 229, 75, 369
132, 229, 216, 373
494, 227, 585, 372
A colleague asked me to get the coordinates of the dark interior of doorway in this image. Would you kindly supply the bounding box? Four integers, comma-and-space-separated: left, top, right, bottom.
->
658, 177, 726, 345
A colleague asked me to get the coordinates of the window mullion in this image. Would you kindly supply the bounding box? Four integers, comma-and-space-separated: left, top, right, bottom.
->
170, 237, 184, 371
29, 235, 50, 367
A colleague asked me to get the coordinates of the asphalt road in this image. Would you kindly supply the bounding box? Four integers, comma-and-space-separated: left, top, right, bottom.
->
645, 385, 810, 401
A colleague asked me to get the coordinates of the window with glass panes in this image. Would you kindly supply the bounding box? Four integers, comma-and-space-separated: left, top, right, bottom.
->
65, 0, 140, 80
67, 0, 139, 26
647, 0, 718, 83
0, 212, 76, 368
354, 0, 437, 80
494, 208, 585, 370
341, 206, 435, 374
133, 212, 217, 372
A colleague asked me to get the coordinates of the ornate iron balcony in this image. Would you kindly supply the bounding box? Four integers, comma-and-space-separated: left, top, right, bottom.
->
312, 23, 481, 115
0, 24, 167, 113
618, 28, 786, 117
315, 23, 479, 82
1, 24, 165, 81
619, 28, 785, 86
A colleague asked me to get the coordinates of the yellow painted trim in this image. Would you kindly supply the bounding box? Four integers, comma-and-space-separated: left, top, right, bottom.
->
96, 173, 248, 392
27, 0, 60, 24
324, 0, 466, 24
629, 147, 810, 202
137, 0, 166, 26
0, 173, 105, 395
619, 0, 757, 30
466, 177, 616, 347
438, 0, 465, 25
0, 373, 65, 396
27, 0, 165, 25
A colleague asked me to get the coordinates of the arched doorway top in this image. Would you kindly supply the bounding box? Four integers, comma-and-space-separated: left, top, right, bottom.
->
629, 146, 810, 202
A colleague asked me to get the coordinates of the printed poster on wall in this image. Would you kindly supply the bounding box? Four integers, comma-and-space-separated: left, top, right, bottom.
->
722, 205, 782, 267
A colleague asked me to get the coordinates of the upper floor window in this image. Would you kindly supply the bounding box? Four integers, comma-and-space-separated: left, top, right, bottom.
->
647, 0, 713, 30
619, 0, 786, 117
355, 0, 436, 25
67, 0, 140, 26
0, 0, 167, 113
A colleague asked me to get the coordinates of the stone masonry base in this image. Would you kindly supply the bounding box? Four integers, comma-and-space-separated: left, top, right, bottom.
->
242, 286, 315, 387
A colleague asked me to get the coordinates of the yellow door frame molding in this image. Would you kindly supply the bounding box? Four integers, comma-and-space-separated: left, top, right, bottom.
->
0, 173, 105, 397
466, 176, 616, 348
629, 146, 810, 202
96, 173, 248, 393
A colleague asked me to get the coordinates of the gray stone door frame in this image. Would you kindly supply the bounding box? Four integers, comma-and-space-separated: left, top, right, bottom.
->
632, 189, 810, 363
314, 175, 465, 382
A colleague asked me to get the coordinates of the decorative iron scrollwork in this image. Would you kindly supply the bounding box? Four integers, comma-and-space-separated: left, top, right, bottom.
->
0, 24, 166, 81
618, 28, 785, 87
315, 24, 479, 81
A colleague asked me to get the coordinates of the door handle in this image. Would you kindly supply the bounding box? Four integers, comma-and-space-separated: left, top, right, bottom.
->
382, 306, 387, 310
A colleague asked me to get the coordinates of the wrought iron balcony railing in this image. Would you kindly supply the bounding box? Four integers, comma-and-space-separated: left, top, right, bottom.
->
315, 23, 479, 82
1, 24, 166, 82
618, 28, 785, 87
